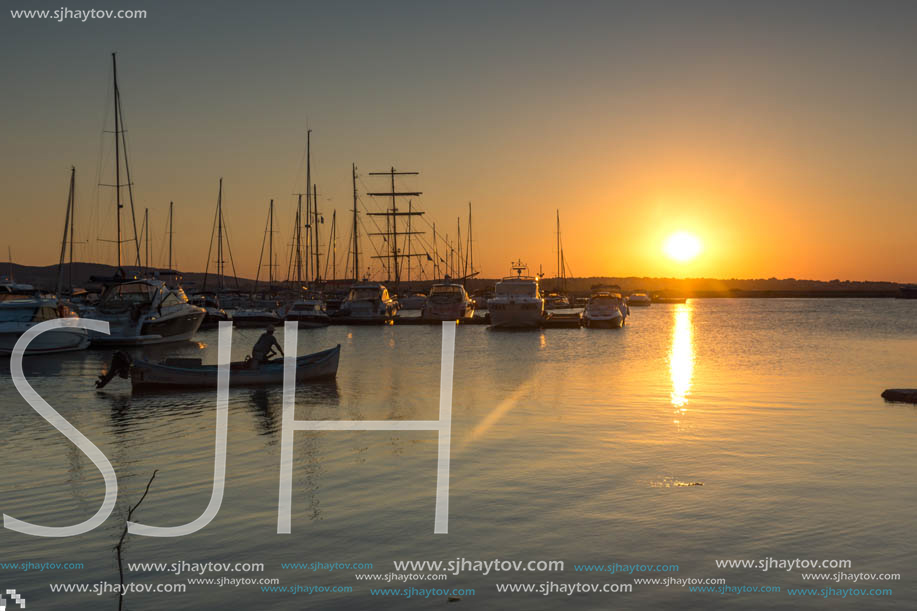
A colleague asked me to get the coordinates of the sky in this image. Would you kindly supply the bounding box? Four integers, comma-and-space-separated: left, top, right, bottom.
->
2, 0, 916, 282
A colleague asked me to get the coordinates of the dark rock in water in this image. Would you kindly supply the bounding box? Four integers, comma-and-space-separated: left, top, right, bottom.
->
881, 389, 917, 404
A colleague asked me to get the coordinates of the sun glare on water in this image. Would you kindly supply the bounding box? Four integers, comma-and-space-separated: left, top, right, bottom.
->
663, 232, 702, 262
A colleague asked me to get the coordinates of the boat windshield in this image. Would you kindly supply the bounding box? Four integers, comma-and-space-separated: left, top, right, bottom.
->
590, 296, 621, 306
0, 304, 57, 322
348, 287, 381, 301
496, 282, 537, 297
101, 282, 157, 305
429, 286, 464, 303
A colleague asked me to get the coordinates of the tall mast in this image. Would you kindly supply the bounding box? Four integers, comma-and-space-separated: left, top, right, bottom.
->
143, 207, 149, 270
57, 167, 75, 297
352, 163, 359, 281
305, 130, 312, 282
168, 201, 173, 270
407, 200, 412, 282
330, 210, 337, 281
367, 167, 423, 290
217, 178, 224, 290
268, 199, 274, 287
294, 194, 303, 285
69, 169, 75, 292
467, 202, 473, 281
312, 184, 320, 281
556, 209, 561, 289
457, 217, 462, 279
113, 54, 123, 268
432, 222, 438, 279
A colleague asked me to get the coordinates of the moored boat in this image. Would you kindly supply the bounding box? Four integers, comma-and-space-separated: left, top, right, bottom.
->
583, 290, 628, 329
339, 282, 398, 323
0, 298, 90, 355
283, 298, 330, 327
98, 344, 340, 390
83, 276, 206, 345
422, 283, 475, 321
488, 261, 545, 329
626, 290, 652, 306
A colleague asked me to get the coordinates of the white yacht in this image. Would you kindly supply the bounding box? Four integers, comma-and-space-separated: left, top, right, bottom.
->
340, 282, 398, 323
582, 290, 629, 328
421, 283, 475, 321
83, 277, 205, 345
488, 261, 545, 329
0, 298, 90, 355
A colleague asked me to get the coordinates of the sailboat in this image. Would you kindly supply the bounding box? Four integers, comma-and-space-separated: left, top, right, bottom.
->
233, 199, 282, 327
82, 54, 205, 345
0, 168, 90, 355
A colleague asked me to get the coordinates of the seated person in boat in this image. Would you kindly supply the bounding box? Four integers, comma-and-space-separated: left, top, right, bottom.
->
252, 327, 283, 365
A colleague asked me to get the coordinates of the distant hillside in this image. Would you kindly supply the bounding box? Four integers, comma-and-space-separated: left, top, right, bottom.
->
1, 262, 911, 298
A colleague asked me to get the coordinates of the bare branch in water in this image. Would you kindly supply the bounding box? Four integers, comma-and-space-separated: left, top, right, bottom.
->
114, 470, 158, 611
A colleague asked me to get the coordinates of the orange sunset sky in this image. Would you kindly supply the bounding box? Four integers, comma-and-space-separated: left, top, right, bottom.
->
2, 1, 915, 282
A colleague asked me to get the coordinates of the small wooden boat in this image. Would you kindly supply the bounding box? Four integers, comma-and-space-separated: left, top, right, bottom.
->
98, 345, 340, 390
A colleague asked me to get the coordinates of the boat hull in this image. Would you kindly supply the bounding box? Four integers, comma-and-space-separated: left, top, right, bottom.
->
90, 310, 205, 346
283, 313, 330, 327
0, 326, 90, 355
130, 345, 340, 390
583, 313, 624, 328
488, 307, 544, 329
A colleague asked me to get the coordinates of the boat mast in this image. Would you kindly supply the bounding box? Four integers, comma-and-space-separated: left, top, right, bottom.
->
57, 167, 76, 297
467, 202, 473, 281
352, 163, 359, 281
457, 217, 462, 280
305, 129, 312, 282
168, 201, 173, 270
329, 209, 336, 281
367, 167, 423, 290
312, 184, 320, 282
113, 54, 123, 268
217, 178, 224, 290
268, 199, 274, 287
294, 194, 303, 286
432, 222, 438, 280
144, 207, 150, 270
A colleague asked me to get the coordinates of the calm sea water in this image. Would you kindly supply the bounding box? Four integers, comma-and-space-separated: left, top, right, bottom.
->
2, 299, 916, 609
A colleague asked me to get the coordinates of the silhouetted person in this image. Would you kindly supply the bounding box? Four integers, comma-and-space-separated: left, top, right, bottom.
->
252, 327, 283, 364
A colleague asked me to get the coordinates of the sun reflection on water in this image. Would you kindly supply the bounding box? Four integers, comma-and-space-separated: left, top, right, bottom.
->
669, 303, 695, 411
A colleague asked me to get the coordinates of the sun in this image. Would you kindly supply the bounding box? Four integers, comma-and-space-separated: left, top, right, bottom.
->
663, 232, 702, 262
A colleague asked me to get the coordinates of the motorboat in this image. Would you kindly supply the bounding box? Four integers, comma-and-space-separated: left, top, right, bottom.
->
421, 283, 475, 321
488, 261, 545, 329
97, 344, 340, 390
471, 288, 493, 311
283, 298, 330, 327
191, 292, 231, 329
339, 282, 398, 323
322, 288, 348, 313
0, 282, 38, 302
231, 307, 282, 327
0, 298, 90, 355
543, 292, 571, 310
397, 292, 428, 310
651, 291, 687, 304
583, 290, 629, 329
626, 290, 652, 306
83, 277, 205, 345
